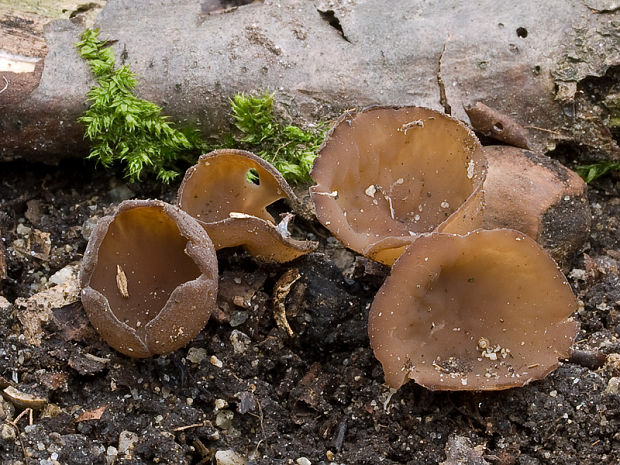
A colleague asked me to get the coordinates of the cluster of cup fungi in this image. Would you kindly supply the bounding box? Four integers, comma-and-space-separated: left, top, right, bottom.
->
80, 105, 585, 392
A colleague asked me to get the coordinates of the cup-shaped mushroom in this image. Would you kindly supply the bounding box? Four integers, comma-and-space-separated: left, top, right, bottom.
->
80, 200, 218, 358
481, 145, 590, 270
368, 229, 579, 391
310, 106, 486, 265
177, 149, 317, 263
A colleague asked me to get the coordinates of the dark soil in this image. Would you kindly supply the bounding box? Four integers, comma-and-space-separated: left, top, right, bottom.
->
0, 155, 619, 465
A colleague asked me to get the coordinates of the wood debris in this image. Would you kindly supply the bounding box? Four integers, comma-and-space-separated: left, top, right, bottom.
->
272, 268, 300, 337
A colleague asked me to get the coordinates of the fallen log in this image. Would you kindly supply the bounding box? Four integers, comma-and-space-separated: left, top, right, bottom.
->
1, 0, 618, 163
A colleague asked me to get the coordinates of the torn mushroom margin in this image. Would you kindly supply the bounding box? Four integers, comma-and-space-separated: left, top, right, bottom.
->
80, 199, 218, 358
177, 149, 317, 263
310, 106, 487, 266
368, 229, 579, 391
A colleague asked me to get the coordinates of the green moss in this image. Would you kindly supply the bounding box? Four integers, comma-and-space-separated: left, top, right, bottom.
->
77, 29, 325, 184
76, 28, 198, 183
230, 92, 326, 184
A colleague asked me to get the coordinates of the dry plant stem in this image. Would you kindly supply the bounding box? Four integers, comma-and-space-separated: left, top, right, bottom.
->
3, 407, 34, 459
3, 421, 28, 459
0, 76, 8, 94
0, 232, 6, 280
273, 269, 300, 337
172, 421, 212, 432
12, 407, 33, 426
525, 126, 570, 138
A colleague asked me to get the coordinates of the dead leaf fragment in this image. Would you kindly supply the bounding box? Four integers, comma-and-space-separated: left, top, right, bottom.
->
440, 434, 489, 465
75, 405, 107, 422
68, 353, 109, 376
39, 372, 69, 391
116, 264, 129, 298
52, 301, 98, 343
12, 227, 52, 261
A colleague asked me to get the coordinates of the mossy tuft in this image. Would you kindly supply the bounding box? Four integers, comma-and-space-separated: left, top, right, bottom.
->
230, 92, 326, 183
76, 28, 198, 184
77, 29, 325, 184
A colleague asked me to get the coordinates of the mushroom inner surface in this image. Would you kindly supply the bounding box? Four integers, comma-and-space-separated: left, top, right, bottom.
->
178, 150, 286, 224
311, 107, 485, 259
369, 230, 578, 390
90, 206, 201, 331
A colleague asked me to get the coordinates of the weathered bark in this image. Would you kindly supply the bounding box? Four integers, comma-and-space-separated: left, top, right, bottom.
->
1, 0, 618, 163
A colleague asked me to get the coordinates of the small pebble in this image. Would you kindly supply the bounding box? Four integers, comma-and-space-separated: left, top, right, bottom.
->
186, 347, 207, 364
606, 377, 620, 395
606, 353, 620, 373
0, 423, 16, 440
229, 310, 249, 327
214, 398, 228, 410
118, 430, 139, 454
106, 446, 118, 465
0, 296, 10, 310
108, 184, 134, 202
296, 457, 312, 465
215, 410, 234, 429
215, 449, 246, 465
230, 330, 251, 354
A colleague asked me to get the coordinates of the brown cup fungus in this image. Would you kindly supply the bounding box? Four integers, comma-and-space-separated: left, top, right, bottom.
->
464, 102, 531, 149
481, 145, 590, 270
310, 106, 486, 265
80, 200, 218, 358
368, 229, 579, 391
177, 149, 317, 263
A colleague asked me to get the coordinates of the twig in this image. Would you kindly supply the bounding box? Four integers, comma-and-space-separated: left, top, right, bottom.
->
271, 141, 293, 162
248, 397, 265, 438
4, 407, 34, 460
3, 421, 28, 459
193, 438, 211, 464
12, 408, 33, 427
0, 76, 8, 95
251, 439, 264, 460
172, 421, 210, 432
524, 126, 570, 139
